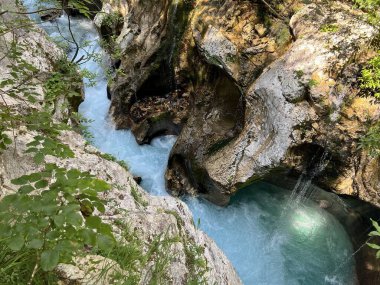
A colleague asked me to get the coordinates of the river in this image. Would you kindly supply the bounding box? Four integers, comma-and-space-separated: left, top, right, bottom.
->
23, 4, 356, 284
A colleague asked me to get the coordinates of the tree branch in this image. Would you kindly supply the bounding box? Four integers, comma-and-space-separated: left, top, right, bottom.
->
258, 0, 287, 21
67, 14, 80, 63
0, 8, 62, 16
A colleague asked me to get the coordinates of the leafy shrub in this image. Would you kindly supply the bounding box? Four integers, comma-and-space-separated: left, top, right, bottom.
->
367, 219, 380, 258
0, 2, 210, 284
0, 164, 114, 274
0, 242, 58, 285
353, 0, 380, 24
354, 0, 380, 9
360, 54, 380, 99
101, 12, 124, 29
44, 59, 83, 108
359, 121, 380, 157
26, 136, 74, 164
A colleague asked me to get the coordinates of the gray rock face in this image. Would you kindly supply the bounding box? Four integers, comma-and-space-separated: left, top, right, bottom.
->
97, 0, 192, 144
102, 0, 380, 208
195, 26, 239, 78
100, 0, 175, 125
162, 0, 290, 204
166, 2, 380, 205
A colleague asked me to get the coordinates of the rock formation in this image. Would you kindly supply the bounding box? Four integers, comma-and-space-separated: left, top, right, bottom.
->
96, 0, 192, 143
107, 0, 380, 207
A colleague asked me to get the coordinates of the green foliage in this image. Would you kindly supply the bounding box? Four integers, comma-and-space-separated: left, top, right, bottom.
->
0, 164, 113, 274
0, 38, 80, 158
308, 79, 319, 87
353, 0, 380, 24
185, 243, 208, 285
320, 24, 339, 33
0, 41, 40, 103
367, 219, 380, 259
95, 221, 180, 284
359, 54, 380, 99
99, 35, 123, 66
350, 1, 380, 152
164, 210, 208, 284
99, 152, 129, 171
0, 242, 58, 285
359, 121, 380, 157
26, 136, 74, 164
130, 185, 148, 207
24, 111, 69, 136
99, 224, 145, 284
36, 0, 95, 18
0, 2, 210, 283
102, 12, 123, 30
0, 128, 12, 153
67, 0, 95, 18
0, 16, 94, 156
70, 112, 95, 141
0, 9, 107, 281
354, 0, 380, 9
44, 59, 83, 108
144, 232, 180, 284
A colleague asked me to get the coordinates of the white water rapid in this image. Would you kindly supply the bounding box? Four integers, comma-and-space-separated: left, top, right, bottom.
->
23, 4, 356, 284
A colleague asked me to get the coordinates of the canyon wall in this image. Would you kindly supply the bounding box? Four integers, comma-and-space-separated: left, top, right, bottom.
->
0, 1, 241, 283
107, 0, 380, 207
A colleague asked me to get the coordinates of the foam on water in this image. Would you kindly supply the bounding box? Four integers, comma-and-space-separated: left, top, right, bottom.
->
21, 1, 175, 196
23, 5, 356, 284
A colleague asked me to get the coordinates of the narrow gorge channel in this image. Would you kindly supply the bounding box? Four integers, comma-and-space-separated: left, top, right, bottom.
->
25, 4, 359, 284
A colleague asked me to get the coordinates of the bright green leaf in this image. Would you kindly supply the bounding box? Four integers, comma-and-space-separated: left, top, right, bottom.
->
367, 243, 380, 250
34, 152, 45, 164
11, 176, 28, 185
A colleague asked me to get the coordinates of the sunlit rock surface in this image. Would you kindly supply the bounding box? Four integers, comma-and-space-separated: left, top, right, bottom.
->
165, 1, 380, 207
102, 0, 380, 207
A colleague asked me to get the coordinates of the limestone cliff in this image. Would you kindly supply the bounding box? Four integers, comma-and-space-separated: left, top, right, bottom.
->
169, 1, 380, 206
106, 0, 380, 207
96, 0, 192, 144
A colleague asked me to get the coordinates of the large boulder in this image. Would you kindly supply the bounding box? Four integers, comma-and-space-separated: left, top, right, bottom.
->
166, 2, 380, 205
